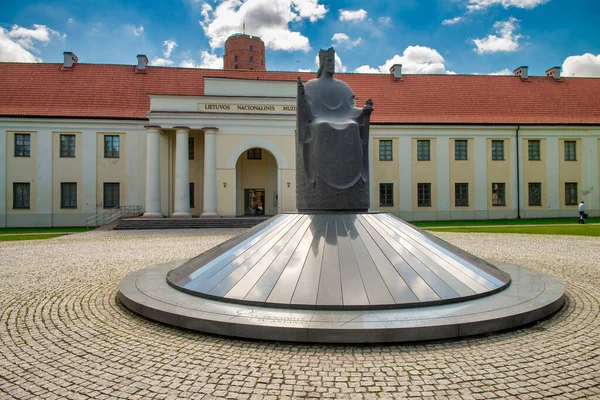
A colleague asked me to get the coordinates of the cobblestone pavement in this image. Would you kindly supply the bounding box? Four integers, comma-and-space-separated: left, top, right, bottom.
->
0, 229, 599, 399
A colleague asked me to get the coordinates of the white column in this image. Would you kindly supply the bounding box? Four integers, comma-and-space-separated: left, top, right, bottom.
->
36, 130, 53, 226
436, 136, 450, 212
202, 128, 219, 216
172, 127, 192, 218
546, 137, 560, 211
143, 126, 163, 218
473, 136, 488, 213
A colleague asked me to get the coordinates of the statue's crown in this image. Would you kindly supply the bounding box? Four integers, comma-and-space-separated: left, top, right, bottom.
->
318, 47, 335, 64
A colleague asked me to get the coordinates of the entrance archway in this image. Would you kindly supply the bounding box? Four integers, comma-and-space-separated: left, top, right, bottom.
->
235, 147, 279, 216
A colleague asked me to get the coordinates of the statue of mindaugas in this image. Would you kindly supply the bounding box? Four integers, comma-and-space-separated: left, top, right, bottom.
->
296, 47, 373, 211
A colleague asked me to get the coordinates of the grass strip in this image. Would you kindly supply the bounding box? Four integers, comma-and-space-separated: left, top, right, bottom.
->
412, 218, 596, 227
427, 225, 600, 237
0, 234, 67, 242
0, 227, 89, 234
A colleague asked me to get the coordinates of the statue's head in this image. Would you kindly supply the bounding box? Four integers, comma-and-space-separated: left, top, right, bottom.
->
317, 48, 336, 78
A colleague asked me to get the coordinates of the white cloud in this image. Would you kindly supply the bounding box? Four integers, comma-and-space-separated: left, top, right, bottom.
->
378, 16, 391, 24
339, 9, 367, 21
562, 53, 600, 77
298, 68, 312, 72
200, 0, 327, 52
151, 57, 174, 66
0, 24, 65, 62
313, 52, 347, 73
473, 17, 521, 54
488, 68, 512, 75
180, 51, 223, 69
466, 0, 549, 11
163, 40, 177, 58
354, 65, 380, 74
442, 17, 463, 25
132, 25, 144, 36
352, 45, 454, 74
331, 32, 362, 48
68, 18, 75, 24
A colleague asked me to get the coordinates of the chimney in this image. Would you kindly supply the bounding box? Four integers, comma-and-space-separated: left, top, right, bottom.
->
390, 64, 402, 79
545, 66, 561, 79
63, 51, 78, 68
136, 54, 148, 72
513, 65, 528, 79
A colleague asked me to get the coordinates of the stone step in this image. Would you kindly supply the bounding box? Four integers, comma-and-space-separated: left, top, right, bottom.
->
114, 217, 270, 230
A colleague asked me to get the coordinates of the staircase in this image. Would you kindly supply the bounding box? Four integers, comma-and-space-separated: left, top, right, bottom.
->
114, 216, 270, 230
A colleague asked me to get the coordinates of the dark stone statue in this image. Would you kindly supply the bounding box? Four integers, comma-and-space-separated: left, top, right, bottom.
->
296, 47, 373, 211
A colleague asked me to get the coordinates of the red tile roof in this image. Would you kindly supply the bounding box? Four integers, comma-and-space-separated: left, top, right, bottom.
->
1, 62, 600, 124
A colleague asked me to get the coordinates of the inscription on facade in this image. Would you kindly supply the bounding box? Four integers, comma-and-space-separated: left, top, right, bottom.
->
199, 102, 296, 114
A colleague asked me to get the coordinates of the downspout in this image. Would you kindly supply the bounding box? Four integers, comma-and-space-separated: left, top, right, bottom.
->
516, 125, 521, 219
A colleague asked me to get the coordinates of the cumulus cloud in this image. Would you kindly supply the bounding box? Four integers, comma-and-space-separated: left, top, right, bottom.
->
313, 52, 347, 73
200, 0, 327, 52
151, 40, 180, 66
466, 0, 549, 11
151, 57, 174, 66
180, 51, 223, 69
562, 53, 600, 77
339, 9, 367, 21
488, 68, 512, 75
0, 24, 65, 62
353, 45, 455, 74
331, 32, 362, 48
442, 17, 463, 25
473, 17, 521, 54
163, 40, 177, 58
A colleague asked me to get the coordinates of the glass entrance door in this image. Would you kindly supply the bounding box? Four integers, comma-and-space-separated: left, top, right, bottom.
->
244, 189, 265, 215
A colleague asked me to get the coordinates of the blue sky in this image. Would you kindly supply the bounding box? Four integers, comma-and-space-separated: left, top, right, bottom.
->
1, 0, 599, 76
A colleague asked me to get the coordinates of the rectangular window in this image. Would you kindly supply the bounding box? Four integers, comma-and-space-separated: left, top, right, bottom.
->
417, 140, 430, 161
528, 140, 540, 161
528, 183, 542, 206
564, 141, 576, 161
14, 133, 31, 157
188, 137, 194, 160
565, 182, 578, 205
13, 183, 30, 209
455, 140, 468, 160
492, 183, 506, 206
60, 182, 77, 208
491, 140, 504, 160
60, 134, 76, 158
379, 183, 393, 206
417, 183, 431, 207
455, 183, 469, 207
247, 148, 262, 160
379, 140, 392, 161
104, 135, 120, 158
103, 183, 120, 208
189, 182, 195, 208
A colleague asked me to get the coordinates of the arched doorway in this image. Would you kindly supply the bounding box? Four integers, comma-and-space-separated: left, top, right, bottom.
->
235, 147, 279, 216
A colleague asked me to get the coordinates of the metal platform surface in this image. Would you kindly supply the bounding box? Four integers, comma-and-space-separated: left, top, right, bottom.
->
167, 213, 511, 310
119, 260, 564, 343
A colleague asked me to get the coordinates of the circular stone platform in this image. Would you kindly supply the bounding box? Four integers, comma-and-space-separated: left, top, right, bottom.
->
119, 260, 564, 343
166, 213, 511, 310
119, 213, 564, 343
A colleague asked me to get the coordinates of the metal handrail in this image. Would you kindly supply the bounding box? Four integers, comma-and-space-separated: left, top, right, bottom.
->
86, 205, 143, 229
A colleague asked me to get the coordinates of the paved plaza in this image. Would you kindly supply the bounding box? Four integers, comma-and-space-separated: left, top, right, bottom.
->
0, 228, 599, 399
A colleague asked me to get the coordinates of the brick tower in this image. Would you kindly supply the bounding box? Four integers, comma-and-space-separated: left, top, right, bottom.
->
223, 34, 266, 71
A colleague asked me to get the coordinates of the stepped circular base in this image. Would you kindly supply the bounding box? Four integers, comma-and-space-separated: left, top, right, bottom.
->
119, 260, 564, 343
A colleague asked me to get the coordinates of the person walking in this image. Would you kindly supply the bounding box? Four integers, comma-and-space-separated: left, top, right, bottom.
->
578, 200, 585, 224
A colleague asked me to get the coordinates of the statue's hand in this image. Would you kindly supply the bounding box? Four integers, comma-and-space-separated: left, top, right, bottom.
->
297, 77, 305, 95
363, 99, 374, 115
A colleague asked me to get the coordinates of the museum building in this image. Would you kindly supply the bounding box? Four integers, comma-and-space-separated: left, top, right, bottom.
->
1, 37, 600, 227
